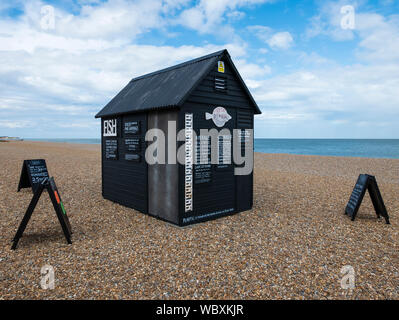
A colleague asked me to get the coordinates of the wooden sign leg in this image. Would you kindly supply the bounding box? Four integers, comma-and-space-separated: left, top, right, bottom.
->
11, 182, 45, 250
17, 160, 29, 192
368, 177, 390, 225
46, 184, 72, 245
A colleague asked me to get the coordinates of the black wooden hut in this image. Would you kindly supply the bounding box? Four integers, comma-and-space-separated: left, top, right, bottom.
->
95, 49, 261, 226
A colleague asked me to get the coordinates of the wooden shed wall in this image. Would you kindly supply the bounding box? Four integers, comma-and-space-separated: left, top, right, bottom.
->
101, 113, 148, 213
148, 109, 179, 224
178, 59, 255, 225
188, 62, 254, 110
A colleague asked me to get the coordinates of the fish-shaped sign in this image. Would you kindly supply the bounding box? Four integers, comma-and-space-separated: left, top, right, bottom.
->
205, 107, 232, 127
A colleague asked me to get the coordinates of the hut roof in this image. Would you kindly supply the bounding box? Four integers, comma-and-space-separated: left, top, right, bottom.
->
95, 49, 261, 118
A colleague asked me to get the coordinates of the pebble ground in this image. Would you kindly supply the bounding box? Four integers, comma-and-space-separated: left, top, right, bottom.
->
0, 141, 398, 299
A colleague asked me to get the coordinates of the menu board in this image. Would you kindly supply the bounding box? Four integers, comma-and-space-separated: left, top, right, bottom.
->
124, 121, 140, 135
240, 130, 251, 153
217, 135, 231, 169
18, 159, 50, 192
194, 136, 212, 184
125, 138, 141, 152
27, 160, 49, 186
346, 174, 368, 217
105, 139, 118, 160
194, 164, 212, 184
345, 174, 390, 224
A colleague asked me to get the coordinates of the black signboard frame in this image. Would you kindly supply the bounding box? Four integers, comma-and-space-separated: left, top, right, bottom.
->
194, 164, 212, 185
124, 120, 141, 135
125, 154, 141, 162
215, 135, 232, 171
124, 138, 141, 152
17, 159, 49, 193
105, 139, 118, 160
11, 177, 72, 250
345, 174, 390, 224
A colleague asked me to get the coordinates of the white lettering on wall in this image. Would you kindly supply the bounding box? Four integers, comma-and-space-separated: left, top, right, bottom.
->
185, 113, 193, 212
103, 119, 117, 137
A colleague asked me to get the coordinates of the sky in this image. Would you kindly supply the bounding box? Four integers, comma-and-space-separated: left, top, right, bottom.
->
0, 0, 398, 139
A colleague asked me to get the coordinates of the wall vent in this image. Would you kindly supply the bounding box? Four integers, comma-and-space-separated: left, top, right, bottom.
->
214, 77, 227, 93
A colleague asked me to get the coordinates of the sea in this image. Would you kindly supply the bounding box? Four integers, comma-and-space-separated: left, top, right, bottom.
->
24, 138, 399, 159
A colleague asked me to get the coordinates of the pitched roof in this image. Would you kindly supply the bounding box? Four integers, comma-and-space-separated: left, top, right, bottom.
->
95, 49, 261, 118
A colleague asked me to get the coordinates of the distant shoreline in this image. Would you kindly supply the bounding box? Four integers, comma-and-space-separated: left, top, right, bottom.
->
20, 138, 399, 160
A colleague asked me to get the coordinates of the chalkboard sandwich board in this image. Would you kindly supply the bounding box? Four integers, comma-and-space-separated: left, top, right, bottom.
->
11, 177, 72, 250
345, 174, 390, 224
17, 159, 49, 193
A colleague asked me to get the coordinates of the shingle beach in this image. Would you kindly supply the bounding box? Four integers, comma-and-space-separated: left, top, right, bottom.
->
1, 141, 398, 299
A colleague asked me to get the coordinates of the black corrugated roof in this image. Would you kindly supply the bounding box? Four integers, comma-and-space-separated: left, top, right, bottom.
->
95, 49, 260, 118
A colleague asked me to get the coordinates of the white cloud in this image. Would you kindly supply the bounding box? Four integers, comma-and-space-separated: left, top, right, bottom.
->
297, 51, 337, 67
0, 0, 257, 138
226, 10, 246, 20
305, 0, 359, 41
178, 0, 272, 33
235, 59, 271, 79
247, 25, 272, 41
305, 2, 399, 64
0, 120, 34, 128
250, 1, 395, 137
1, 0, 398, 139
57, 120, 99, 128
30, 0, 165, 39
252, 63, 399, 127
266, 31, 293, 49
248, 25, 293, 50
355, 13, 399, 63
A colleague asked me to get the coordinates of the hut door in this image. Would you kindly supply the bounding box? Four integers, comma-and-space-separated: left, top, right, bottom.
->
188, 105, 236, 219
235, 110, 253, 211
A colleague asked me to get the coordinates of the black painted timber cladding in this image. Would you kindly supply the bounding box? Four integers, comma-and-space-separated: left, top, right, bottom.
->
178, 104, 237, 226
177, 59, 255, 226
102, 113, 148, 213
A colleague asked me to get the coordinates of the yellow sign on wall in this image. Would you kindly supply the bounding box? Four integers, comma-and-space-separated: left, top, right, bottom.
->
217, 61, 225, 73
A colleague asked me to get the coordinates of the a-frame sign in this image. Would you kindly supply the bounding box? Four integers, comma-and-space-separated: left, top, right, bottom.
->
17, 159, 49, 193
345, 174, 390, 224
11, 177, 72, 250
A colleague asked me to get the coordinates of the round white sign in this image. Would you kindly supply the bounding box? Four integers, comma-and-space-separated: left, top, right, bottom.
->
205, 107, 232, 127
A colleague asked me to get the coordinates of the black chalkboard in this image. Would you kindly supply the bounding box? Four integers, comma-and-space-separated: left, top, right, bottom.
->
125, 138, 141, 152
195, 136, 212, 184
124, 121, 140, 135
194, 164, 212, 184
216, 135, 232, 170
11, 177, 72, 250
105, 139, 118, 160
345, 174, 390, 224
17, 159, 49, 193
125, 154, 141, 162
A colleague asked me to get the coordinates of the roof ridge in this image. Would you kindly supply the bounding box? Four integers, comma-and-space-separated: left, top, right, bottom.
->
129, 49, 227, 83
